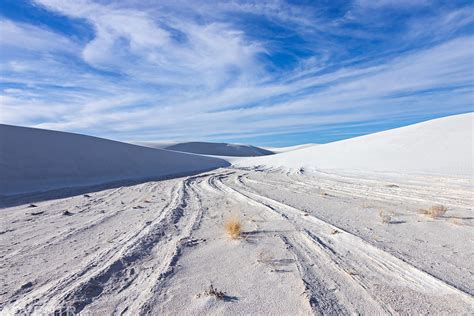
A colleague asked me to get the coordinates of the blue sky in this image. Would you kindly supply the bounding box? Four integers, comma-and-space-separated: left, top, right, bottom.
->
0, 0, 473, 146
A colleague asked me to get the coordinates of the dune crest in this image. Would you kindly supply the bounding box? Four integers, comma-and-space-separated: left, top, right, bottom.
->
237, 113, 473, 176
0, 125, 229, 196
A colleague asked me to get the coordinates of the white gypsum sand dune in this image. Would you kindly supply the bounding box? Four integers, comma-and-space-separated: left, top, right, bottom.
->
262, 143, 317, 153
0, 124, 229, 196
163, 141, 274, 157
131, 141, 179, 149
1, 114, 473, 315
236, 113, 474, 177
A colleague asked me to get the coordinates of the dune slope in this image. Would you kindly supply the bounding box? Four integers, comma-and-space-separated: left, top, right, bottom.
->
0, 125, 229, 196
237, 113, 473, 176
263, 143, 317, 153
164, 141, 274, 157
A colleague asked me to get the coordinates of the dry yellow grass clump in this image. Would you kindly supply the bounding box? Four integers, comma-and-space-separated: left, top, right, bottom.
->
225, 217, 242, 239
419, 204, 448, 219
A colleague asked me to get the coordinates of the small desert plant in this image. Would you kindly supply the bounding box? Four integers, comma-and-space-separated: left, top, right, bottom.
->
225, 216, 242, 239
379, 210, 391, 224
196, 284, 226, 300
419, 204, 448, 219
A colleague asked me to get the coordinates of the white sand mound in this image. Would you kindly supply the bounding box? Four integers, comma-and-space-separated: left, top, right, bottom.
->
263, 143, 317, 153
237, 113, 473, 176
0, 125, 229, 196
132, 141, 178, 149
163, 141, 274, 157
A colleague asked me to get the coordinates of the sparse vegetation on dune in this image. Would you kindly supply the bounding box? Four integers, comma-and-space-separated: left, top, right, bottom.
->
225, 216, 242, 239
196, 284, 226, 300
419, 204, 448, 219
379, 210, 391, 224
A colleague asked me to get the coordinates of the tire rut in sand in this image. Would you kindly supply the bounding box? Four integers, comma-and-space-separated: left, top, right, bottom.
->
216, 171, 473, 315
6, 182, 183, 314
64, 177, 204, 315
136, 175, 208, 315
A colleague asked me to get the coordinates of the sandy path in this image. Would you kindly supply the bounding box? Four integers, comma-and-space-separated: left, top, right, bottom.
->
1, 168, 473, 315
216, 170, 473, 314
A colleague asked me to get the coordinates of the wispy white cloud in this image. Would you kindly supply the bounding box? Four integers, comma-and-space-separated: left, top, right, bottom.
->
0, 19, 77, 53
34, 0, 265, 88
355, 0, 430, 9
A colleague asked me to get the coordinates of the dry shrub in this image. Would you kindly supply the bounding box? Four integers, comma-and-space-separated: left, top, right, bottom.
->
196, 284, 226, 300
379, 210, 391, 224
225, 216, 242, 239
419, 204, 448, 219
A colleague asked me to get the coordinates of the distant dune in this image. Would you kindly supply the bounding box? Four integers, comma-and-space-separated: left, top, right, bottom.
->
132, 141, 178, 149
0, 125, 229, 196
237, 113, 473, 176
163, 141, 274, 157
263, 143, 317, 153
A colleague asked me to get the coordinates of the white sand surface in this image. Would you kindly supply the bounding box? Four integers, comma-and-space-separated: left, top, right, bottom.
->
1, 114, 473, 315
262, 143, 317, 153
0, 125, 229, 196
1, 168, 472, 315
131, 141, 179, 149
163, 141, 274, 157
237, 113, 474, 177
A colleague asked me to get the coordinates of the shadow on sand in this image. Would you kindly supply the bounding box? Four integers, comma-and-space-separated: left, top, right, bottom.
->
0, 166, 225, 208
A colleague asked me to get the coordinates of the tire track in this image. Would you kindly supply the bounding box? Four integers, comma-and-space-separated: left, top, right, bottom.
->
245, 170, 473, 210
215, 171, 474, 314
135, 174, 209, 315
5, 181, 183, 314
3, 168, 472, 315
61, 177, 203, 315
1, 185, 145, 262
